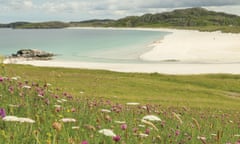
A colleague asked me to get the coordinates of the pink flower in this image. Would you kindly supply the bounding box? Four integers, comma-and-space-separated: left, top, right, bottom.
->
175, 130, 180, 136
0, 108, 6, 118
0, 77, 3, 82
121, 124, 127, 130
145, 128, 150, 135
81, 140, 88, 144
113, 135, 121, 142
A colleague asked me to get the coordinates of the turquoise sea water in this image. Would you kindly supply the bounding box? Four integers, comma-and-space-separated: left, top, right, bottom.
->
0, 28, 169, 63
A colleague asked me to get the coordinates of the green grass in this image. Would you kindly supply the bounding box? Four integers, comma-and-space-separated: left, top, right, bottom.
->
1, 64, 240, 143
5, 65, 240, 110
3, 64, 240, 110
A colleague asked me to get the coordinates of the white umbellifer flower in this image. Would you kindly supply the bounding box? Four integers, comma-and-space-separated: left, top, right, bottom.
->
2, 116, 35, 123
60, 118, 76, 123
61, 99, 67, 102
72, 126, 80, 129
234, 134, 240, 137
138, 124, 146, 127
17, 118, 35, 123
54, 105, 61, 108
138, 133, 148, 137
114, 121, 126, 124
11, 76, 20, 80
98, 129, 116, 137
126, 102, 140, 106
22, 85, 31, 89
142, 115, 161, 121
57, 100, 62, 103
101, 109, 111, 113
2, 116, 19, 122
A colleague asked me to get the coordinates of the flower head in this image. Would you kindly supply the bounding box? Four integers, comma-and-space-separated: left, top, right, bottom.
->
113, 135, 121, 142
142, 115, 161, 121
60, 118, 76, 123
0, 108, 6, 118
98, 129, 116, 137
121, 123, 127, 130
81, 140, 88, 144
0, 77, 3, 82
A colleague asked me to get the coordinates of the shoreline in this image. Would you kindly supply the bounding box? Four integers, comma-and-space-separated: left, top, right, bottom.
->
4, 27, 240, 74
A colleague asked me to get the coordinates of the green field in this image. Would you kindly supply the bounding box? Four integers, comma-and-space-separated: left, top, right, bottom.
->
0, 64, 240, 143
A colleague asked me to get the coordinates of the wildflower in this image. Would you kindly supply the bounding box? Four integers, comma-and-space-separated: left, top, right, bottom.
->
175, 130, 180, 136
17, 118, 35, 123
101, 109, 111, 113
142, 115, 161, 121
52, 122, 62, 131
2, 116, 35, 123
0, 108, 6, 118
71, 108, 76, 112
60, 118, 76, 123
113, 135, 121, 142
0, 77, 4, 82
126, 102, 140, 106
98, 129, 116, 137
139, 133, 148, 137
121, 124, 127, 130
145, 128, 150, 135
81, 140, 88, 144
114, 121, 126, 124
22, 85, 31, 89
72, 126, 80, 130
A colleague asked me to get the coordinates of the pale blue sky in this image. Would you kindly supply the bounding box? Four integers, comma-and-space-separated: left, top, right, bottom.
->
1, 0, 240, 23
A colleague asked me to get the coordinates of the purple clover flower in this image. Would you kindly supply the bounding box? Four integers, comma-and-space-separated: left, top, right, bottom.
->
0, 77, 3, 82
121, 123, 127, 130
0, 108, 6, 118
81, 140, 88, 144
113, 135, 121, 142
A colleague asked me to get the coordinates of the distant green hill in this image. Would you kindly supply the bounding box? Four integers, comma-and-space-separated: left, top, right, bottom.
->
111, 7, 240, 33
1, 7, 240, 32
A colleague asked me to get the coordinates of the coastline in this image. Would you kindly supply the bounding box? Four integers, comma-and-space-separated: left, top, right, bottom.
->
4, 27, 240, 74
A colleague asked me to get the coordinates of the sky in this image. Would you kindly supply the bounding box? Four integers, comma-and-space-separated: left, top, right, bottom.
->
1, 0, 240, 23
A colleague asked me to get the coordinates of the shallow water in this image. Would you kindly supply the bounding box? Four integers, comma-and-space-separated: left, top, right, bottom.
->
0, 28, 169, 63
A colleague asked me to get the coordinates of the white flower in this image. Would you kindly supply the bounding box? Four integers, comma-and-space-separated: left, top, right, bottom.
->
72, 126, 80, 129
2, 116, 35, 123
22, 85, 31, 89
57, 100, 62, 103
138, 133, 148, 137
54, 105, 61, 108
60, 118, 76, 123
126, 102, 140, 106
17, 118, 35, 123
11, 76, 20, 80
2, 116, 19, 122
61, 99, 67, 102
114, 121, 126, 124
101, 109, 111, 113
98, 129, 116, 137
234, 134, 240, 137
138, 124, 146, 127
142, 115, 161, 121
8, 104, 19, 107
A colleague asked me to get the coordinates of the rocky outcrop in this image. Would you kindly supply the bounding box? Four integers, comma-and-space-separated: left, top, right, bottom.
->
11, 49, 55, 60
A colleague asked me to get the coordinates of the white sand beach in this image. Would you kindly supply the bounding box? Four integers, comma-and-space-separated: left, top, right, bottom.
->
4, 27, 240, 74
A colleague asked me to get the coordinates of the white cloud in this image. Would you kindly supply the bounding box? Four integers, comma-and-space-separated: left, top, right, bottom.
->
0, 0, 240, 22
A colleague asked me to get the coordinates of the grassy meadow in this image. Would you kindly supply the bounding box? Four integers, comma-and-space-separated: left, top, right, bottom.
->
0, 64, 240, 143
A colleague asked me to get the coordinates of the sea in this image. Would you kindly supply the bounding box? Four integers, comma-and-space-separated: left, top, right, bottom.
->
0, 28, 169, 63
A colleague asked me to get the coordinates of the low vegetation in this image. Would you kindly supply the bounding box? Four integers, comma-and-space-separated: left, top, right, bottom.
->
1, 7, 240, 33
0, 64, 239, 143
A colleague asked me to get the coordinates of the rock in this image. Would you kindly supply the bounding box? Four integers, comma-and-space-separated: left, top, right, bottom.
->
12, 49, 54, 60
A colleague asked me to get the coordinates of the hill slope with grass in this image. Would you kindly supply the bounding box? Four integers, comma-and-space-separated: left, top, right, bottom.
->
1, 7, 240, 32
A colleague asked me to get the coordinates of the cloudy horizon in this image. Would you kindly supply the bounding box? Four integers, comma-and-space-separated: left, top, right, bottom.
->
1, 0, 240, 23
